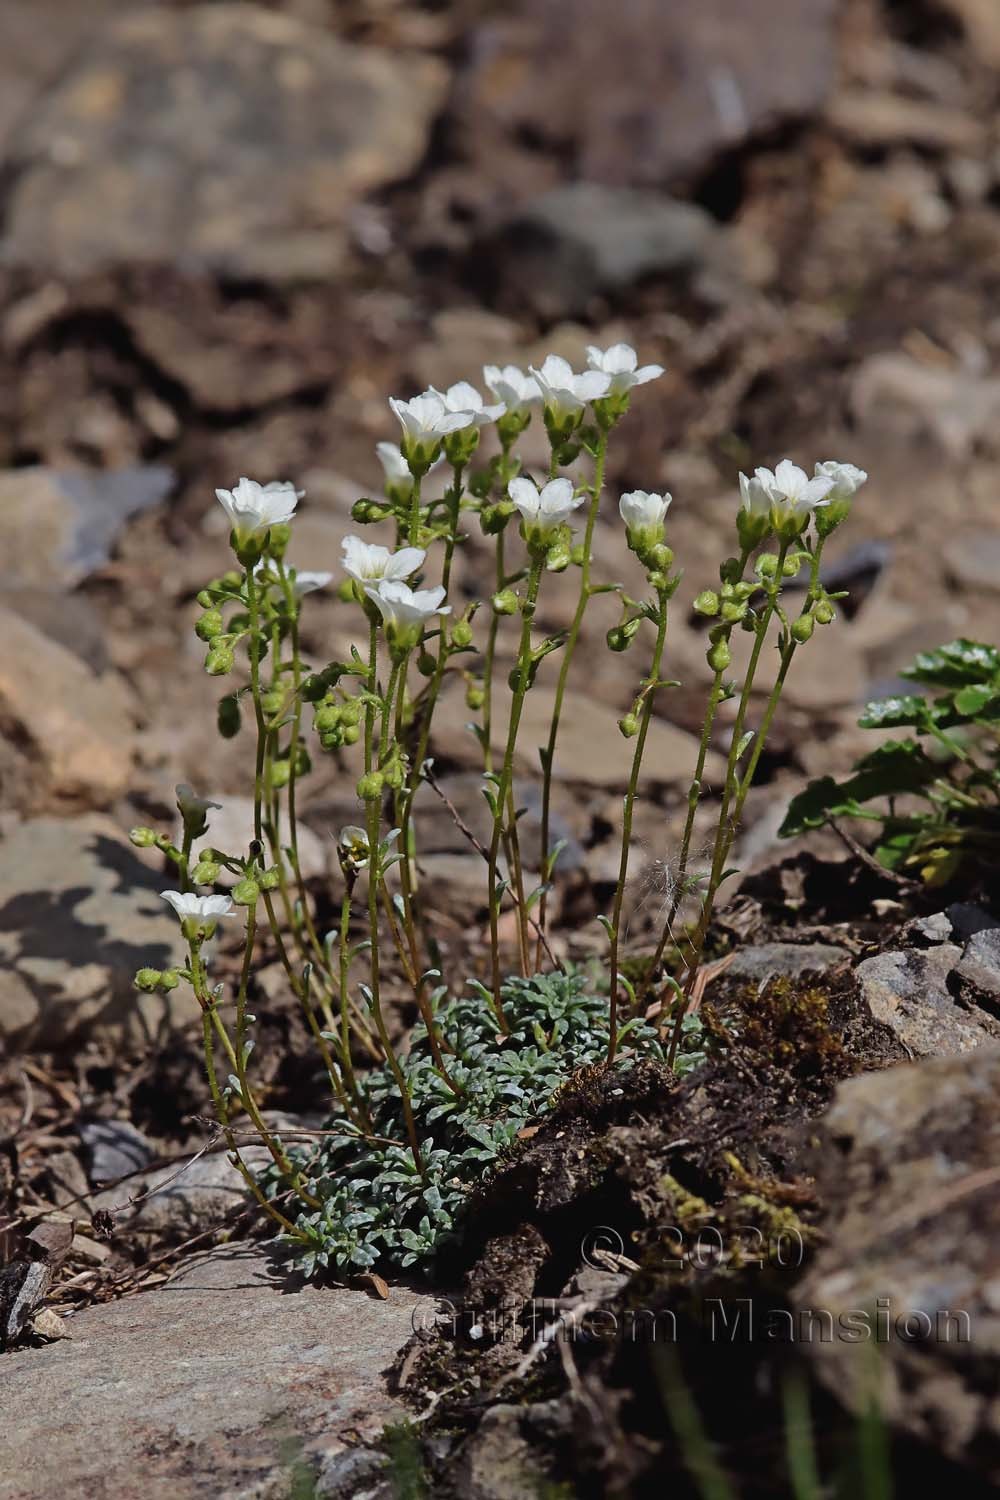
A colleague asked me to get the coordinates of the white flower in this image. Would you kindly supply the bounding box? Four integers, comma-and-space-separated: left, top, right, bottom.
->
161, 891, 233, 924
215, 478, 302, 538
753, 459, 835, 525
619, 490, 671, 532
253, 559, 331, 596
337, 825, 400, 872
430, 381, 505, 427
389, 391, 476, 444
528, 354, 612, 422
376, 442, 413, 485
341, 536, 425, 586
738, 471, 771, 518
508, 476, 584, 537
586, 343, 664, 395
364, 579, 451, 634
814, 460, 868, 501
483, 364, 540, 416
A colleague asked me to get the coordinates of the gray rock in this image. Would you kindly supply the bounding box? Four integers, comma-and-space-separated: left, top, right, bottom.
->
90, 1143, 272, 1235
460, 0, 836, 186
796, 1046, 1000, 1480
0, 466, 173, 591
483, 184, 723, 316
1, 4, 447, 280
0, 609, 136, 810
0, 815, 197, 1050
906, 910, 955, 944
944, 531, 1000, 594
855, 945, 996, 1057
726, 942, 849, 983
956, 927, 1000, 1000
79, 1119, 157, 1187
0, 1245, 432, 1500
452, 1403, 555, 1500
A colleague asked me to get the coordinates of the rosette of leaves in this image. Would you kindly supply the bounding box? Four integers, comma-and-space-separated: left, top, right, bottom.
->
780, 639, 1000, 885
266, 969, 704, 1277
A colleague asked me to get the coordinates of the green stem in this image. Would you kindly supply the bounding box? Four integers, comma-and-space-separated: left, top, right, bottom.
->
488, 555, 544, 1024
535, 432, 608, 960
608, 589, 669, 1062
407, 470, 423, 548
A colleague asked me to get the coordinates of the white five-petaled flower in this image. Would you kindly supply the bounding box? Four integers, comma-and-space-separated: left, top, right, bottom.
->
751, 460, 835, 526
508, 476, 584, 537
814, 460, 868, 501
364, 579, 451, 634
215, 478, 302, 539
161, 891, 233, 924
586, 344, 664, 396
430, 381, 506, 427
739, 471, 771, 518
528, 354, 612, 421
483, 364, 541, 416
619, 490, 672, 533
341, 536, 425, 587
389, 391, 477, 445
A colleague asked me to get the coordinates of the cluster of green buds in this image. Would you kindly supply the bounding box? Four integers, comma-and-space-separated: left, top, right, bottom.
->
314, 694, 362, 752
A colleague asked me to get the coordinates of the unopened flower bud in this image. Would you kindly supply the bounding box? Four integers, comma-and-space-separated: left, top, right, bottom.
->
693, 590, 720, 617
607, 619, 641, 652
352, 498, 390, 524
720, 600, 745, 623
314, 704, 341, 734
134, 967, 163, 992
205, 640, 235, 676
417, 650, 436, 676
342, 723, 360, 746
269, 758, 291, 789
232, 877, 260, 907
756, 553, 778, 578
480, 501, 513, 535
782, 554, 804, 578
466, 680, 485, 710
260, 866, 281, 890
719, 557, 743, 585
618, 713, 639, 738
217, 695, 241, 738
130, 826, 157, 848
260, 689, 284, 717
545, 538, 572, 572
814, 599, 835, 625
707, 638, 732, 673
493, 589, 518, 615
195, 608, 224, 642
192, 858, 222, 885
340, 699, 361, 727
357, 771, 384, 801
451, 619, 473, 649
792, 614, 815, 643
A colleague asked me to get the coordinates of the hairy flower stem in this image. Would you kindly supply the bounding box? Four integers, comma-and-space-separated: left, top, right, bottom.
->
488, 555, 544, 1024
607, 589, 669, 1063
407, 471, 423, 548
481, 529, 506, 774
535, 432, 608, 962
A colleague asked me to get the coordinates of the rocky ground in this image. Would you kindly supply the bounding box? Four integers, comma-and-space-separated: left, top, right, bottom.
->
2, 0, 1000, 1495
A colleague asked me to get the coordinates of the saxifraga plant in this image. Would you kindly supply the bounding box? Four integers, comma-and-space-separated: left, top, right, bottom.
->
131, 344, 866, 1272
780, 638, 1000, 886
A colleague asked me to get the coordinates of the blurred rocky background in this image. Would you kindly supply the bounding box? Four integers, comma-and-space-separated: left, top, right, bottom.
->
1, 0, 1000, 1008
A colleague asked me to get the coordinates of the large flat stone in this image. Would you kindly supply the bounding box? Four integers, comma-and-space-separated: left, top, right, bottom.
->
0, 1245, 431, 1500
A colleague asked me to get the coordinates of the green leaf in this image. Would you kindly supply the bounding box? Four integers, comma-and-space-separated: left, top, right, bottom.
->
779, 740, 938, 837
858, 694, 933, 730
953, 682, 1000, 717
902, 638, 1000, 688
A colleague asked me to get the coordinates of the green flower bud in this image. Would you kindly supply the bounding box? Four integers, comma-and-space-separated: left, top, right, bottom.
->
160, 969, 180, 991
618, 713, 640, 738
647, 543, 674, 572
693, 590, 720, 617
569, 544, 586, 567
451, 619, 473, 649
340, 699, 361, 727
791, 613, 815, 643
782, 553, 804, 578
301, 674, 328, 702
545, 538, 572, 572
466, 681, 485, 710
134, 967, 163, 992
205, 640, 235, 677
756, 553, 779, 578
417, 651, 436, 677
270, 758, 291, 789
129, 826, 157, 848
384, 760, 405, 791
357, 771, 384, 802
607, 618, 641, 652
260, 689, 284, 717
217, 694, 241, 739
195, 608, 224, 642
197, 589, 215, 609
719, 557, 743, 585
720, 600, 745, 623
707, 639, 732, 673
314, 704, 341, 734
266, 523, 291, 560
814, 599, 835, 625
232, 877, 260, 907
352, 498, 392, 524
342, 723, 360, 746
260, 866, 281, 890
480, 501, 513, 535
493, 589, 518, 616
192, 859, 222, 885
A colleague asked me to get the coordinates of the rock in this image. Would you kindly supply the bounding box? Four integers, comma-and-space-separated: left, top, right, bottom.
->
0, 589, 109, 671
90, 1144, 272, 1234
944, 531, 1000, 593
1, 4, 448, 280
183, 796, 327, 885
451, 1403, 556, 1500
460, 0, 836, 186
0, 1245, 432, 1500
948, 903, 1000, 941
479, 185, 724, 316
0, 466, 173, 590
937, 0, 1000, 66
906, 910, 957, 945
796, 1046, 1000, 1480
956, 927, 1000, 1000
726, 942, 849, 983
0, 610, 135, 809
0, 815, 197, 1051
854, 945, 997, 1057
851, 354, 1000, 460
79, 1119, 156, 1187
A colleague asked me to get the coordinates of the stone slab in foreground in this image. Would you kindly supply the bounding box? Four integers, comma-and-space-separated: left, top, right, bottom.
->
0, 1246, 429, 1500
